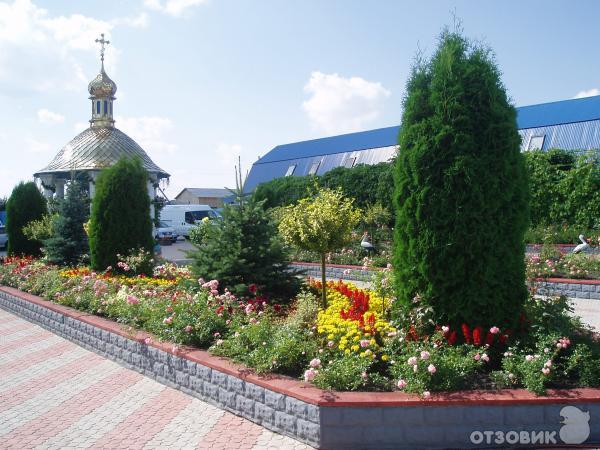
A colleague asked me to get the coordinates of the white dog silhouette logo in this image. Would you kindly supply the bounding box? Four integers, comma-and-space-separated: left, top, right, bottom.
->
559, 406, 590, 444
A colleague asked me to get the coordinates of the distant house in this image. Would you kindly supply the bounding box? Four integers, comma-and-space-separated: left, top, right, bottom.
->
174, 188, 231, 208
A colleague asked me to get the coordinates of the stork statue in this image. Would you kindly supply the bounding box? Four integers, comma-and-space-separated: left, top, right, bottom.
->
572, 234, 590, 254
361, 231, 377, 254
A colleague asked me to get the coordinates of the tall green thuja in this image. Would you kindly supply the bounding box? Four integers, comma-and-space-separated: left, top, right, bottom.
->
393, 31, 529, 330
6, 182, 47, 256
89, 157, 153, 271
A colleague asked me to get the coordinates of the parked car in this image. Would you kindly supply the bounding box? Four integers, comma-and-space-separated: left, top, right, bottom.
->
154, 221, 178, 243
0, 225, 7, 250
160, 205, 221, 238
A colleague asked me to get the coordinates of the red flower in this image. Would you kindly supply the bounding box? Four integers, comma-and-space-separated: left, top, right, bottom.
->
485, 331, 494, 346
461, 324, 472, 344
273, 304, 281, 313
248, 284, 258, 294
447, 331, 457, 346
473, 326, 483, 346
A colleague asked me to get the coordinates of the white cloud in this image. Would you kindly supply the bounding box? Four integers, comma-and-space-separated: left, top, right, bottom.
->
574, 88, 600, 99
216, 142, 243, 165
111, 12, 149, 29
116, 115, 178, 155
37, 108, 65, 124
302, 71, 390, 135
144, 0, 208, 17
24, 136, 50, 153
0, 0, 147, 96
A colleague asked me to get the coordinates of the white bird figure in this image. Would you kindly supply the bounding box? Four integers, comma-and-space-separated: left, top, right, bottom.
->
361, 231, 376, 254
572, 234, 590, 254
559, 406, 590, 444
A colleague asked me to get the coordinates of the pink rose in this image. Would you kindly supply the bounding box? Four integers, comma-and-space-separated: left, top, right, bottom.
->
397, 379, 407, 389
525, 355, 534, 362
481, 353, 490, 362
473, 353, 481, 361
420, 351, 430, 360
144, 337, 152, 345
427, 364, 436, 374
441, 326, 450, 333
423, 391, 431, 399
327, 341, 334, 348
360, 339, 370, 348
541, 368, 550, 375
489, 326, 500, 334
309, 358, 321, 368
304, 368, 318, 382
184, 325, 193, 333
407, 356, 418, 366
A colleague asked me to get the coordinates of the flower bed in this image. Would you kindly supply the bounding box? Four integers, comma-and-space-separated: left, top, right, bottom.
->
2, 285, 600, 449
1, 257, 599, 399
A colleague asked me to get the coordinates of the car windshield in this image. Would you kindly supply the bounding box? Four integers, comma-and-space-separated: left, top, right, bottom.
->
184, 210, 217, 224
158, 221, 170, 228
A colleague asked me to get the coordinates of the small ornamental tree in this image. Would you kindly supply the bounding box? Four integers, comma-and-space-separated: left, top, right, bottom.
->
189, 167, 300, 302
393, 31, 529, 331
44, 179, 90, 266
6, 182, 47, 256
279, 187, 361, 308
89, 157, 153, 271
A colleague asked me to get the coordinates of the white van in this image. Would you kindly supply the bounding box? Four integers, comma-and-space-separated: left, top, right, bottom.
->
160, 205, 221, 238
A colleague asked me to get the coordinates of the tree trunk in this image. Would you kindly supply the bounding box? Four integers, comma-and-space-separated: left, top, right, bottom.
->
320, 253, 327, 309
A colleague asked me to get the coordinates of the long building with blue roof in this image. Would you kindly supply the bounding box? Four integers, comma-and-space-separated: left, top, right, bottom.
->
245, 95, 600, 192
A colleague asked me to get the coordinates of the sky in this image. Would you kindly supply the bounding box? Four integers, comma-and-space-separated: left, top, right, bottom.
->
1, 0, 600, 199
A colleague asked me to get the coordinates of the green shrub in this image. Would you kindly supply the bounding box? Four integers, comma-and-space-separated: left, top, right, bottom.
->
189, 181, 300, 302
89, 157, 154, 271
22, 214, 56, 243
6, 181, 48, 256
312, 355, 382, 391
392, 30, 529, 330
523, 149, 600, 230
44, 179, 89, 266
253, 175, 316, 209
253, 163, 395, 223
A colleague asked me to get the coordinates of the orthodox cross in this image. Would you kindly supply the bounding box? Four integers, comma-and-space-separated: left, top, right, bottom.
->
95, 33, 110, 64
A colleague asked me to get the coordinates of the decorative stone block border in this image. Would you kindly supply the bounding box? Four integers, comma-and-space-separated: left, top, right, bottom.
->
1, 285, 600, 449
534, 278, 600, 300
293, 262, 600, 300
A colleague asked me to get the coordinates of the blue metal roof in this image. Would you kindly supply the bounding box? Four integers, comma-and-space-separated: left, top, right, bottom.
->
256, 96, 600, 165
517, 95, 600, 129
246, 95, 600, 192
256, 126, 400, 164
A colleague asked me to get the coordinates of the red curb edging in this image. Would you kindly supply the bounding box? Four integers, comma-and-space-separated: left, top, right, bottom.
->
534, 277, 600, 285
2, 285, 600, 407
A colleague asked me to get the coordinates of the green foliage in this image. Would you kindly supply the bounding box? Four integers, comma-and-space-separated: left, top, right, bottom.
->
523, 149, 600, 229
385, 334, 483, 393
212, 293, 320, 376
116, 249, 155, 277
312, 355, 379, 391
89, 157, 154, 271
22, 214, 56, 242
253, 176, 316, 209
392, 31, 529, 329
321, 163, 395, 218
189, 182, 300, 302
0, 197, 7, 212
525, 224, 598, 245
253, 163, 395, 224
6, 181, 48, 256
44, 180, 89, 266
278, 187, 361, 306
564, 344, 600, 388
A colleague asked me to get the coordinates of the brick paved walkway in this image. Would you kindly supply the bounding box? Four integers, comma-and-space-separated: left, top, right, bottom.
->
0, 309, 314, 449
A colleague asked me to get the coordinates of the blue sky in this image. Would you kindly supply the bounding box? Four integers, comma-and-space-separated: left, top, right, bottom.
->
1, 0, 599, 198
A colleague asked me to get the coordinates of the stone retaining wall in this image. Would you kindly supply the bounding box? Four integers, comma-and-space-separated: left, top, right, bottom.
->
2, 286, 600, 449
534, 278, 600, 300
